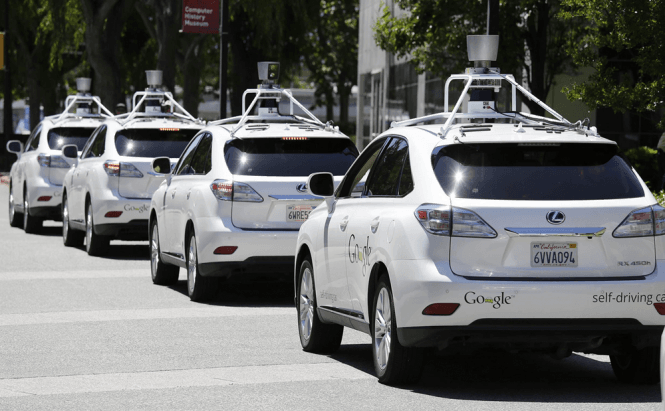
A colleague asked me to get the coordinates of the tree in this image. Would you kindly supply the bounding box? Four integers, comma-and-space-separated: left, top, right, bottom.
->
79, 0, 134, 109
559, 0, 665, 128
227, 0, 318, 116
303, 0, 358, 134
373, 0, 584, 116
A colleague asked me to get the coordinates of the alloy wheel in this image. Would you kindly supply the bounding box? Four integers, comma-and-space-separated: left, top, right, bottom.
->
187, 235, 197, 295
374, 287, 392, 371
150, 225, 160, 281
299, 267, 314, 342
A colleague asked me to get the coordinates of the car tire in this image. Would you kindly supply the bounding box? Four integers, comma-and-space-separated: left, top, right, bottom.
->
372, 276, 424, 385
85, 201, 109, 256
150, 220, 179, 285
62, 194, 84, 247
186, 230, 218, 302
8, 183, 22, 228
23, 188, 43, 234
297, 259, 343, 353
610, 346, 660, 384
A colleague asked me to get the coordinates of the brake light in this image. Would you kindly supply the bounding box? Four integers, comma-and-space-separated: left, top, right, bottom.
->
613, 205, 665, 238
415, 204, 496, 238
37, 196, 52, 202
37, 154, 70, 168
282, 137, 308, 140
105, 211, 123, 218
210, 179, 263, 202
422, 303, 459, 315
159, 128, 180, 131
103, 161, 143, 178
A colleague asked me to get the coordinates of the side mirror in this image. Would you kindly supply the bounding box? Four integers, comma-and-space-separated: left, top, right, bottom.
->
62, 144, 78, 159
307, 172, 334, 197
6, 140, 23, 155
152, 157, 172, 175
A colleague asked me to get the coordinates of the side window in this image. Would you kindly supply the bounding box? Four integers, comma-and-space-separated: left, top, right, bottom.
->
83, 126, 107, 159
174, 134, 203, 175
189, 133, 213, 175
366, 138, 409, 197
25, 124, 42, 152
336, 138, 388, 198
398, 152, 414, 196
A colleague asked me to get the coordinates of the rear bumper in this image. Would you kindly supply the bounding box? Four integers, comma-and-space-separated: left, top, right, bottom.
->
199, 256, 294, 279
388, 259, 665, 346
95, 220, 149, 240
26, 178, 63, 220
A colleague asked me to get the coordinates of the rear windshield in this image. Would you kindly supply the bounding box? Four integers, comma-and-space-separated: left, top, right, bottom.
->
224, 138, 359, 177
432, 143, 644, 200
48, 127, 96, 150
115, 128, 198, 158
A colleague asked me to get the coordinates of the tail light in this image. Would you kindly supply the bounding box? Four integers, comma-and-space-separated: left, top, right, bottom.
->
103, 161, 144, 178
415, 204, 496, 238
37, 154, 71, 168
613, 205, 665, 238
422, 303, 459, 315
210, 179, 263, 202
214, 246, 238, 255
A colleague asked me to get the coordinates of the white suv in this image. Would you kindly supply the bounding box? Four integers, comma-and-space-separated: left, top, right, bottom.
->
295, 36, 665, 385
61, 71, 205, 256
149, 62, 359, 301
6, 78, 113, 233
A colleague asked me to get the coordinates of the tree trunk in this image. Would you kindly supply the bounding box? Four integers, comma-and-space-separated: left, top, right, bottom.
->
80, 0, 130, 109
154, 0, 180, 93
522, 1, 550, 116
180, 35, 207, 118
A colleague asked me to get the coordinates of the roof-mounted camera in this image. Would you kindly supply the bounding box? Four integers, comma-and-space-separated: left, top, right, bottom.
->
257, 62, 280, 86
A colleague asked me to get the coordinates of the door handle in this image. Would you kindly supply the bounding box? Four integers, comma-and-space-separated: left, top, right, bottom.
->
171, 191, 176, 199
340, 217, 349, 232
371, 217, 380, 234
187, 191, 191, 200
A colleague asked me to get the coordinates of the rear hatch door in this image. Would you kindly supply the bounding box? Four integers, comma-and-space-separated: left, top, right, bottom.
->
47, 126, 96, 186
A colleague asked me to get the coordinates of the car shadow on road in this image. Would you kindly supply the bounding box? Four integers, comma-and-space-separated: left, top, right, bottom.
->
35, 225, 62, 237
327, 346, 660, 403
167, 278, 294, 307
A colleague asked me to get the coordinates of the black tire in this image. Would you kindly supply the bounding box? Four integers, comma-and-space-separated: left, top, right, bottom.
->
297, 259, 343, 353
372, 276, 424, 385
150, 220, 179, 285
186, 230, 218, 302
23, 188, 43, 234
85, 201, 110, 256
8, 182, 22, 228
62, 194, 84, 247
610, 346, 660, 384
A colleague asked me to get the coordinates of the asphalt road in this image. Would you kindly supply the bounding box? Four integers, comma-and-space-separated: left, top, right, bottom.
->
0, 182, 661, 410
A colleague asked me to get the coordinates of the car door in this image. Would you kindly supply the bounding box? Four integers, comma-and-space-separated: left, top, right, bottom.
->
163, 133, 203, 255
318, 137, 389, 315
344, 137, 412, 315
70, 126, 106, 221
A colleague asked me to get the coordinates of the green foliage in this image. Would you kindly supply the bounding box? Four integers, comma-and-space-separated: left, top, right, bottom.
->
373, 0, 585, 115
624, 146, 659, 190
653, 190, 665, 207
559, 0, 665, 128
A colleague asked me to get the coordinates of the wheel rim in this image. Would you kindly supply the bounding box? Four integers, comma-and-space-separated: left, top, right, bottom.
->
187, 235, 197, 294
86, 206, 93, 249
299, 267, 314, 342
150, 224, 159, 280
8, 187, 14, 221
23, 196, 28, 228
62, 199, 69, 240
374, 287, 392, 371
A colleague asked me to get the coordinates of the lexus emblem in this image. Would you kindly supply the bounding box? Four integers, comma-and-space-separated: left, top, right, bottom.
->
546, 211, 565, 225
296, 183, 308, 193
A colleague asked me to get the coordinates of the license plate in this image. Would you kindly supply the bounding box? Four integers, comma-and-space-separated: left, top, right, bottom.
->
531, 242, 578, 267
287, 205, 313, 222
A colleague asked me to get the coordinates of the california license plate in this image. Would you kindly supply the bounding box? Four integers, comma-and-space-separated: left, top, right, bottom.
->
531, 242, 578, 267
286, 205, 313, 222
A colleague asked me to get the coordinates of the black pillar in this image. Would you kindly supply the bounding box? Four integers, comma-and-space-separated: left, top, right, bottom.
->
3, 0, 12, 171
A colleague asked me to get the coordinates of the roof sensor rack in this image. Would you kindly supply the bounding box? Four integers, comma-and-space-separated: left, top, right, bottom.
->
117, 70, 204, 125
210, 61, 340, 137
46, 78, 114, 124
390, 35, 595, 138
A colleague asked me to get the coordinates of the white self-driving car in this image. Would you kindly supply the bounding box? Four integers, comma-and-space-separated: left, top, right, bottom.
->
6, 78, 113, 233
295, 35, 665, 385
61, 71, 205, 256
148, 62, 359, 302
